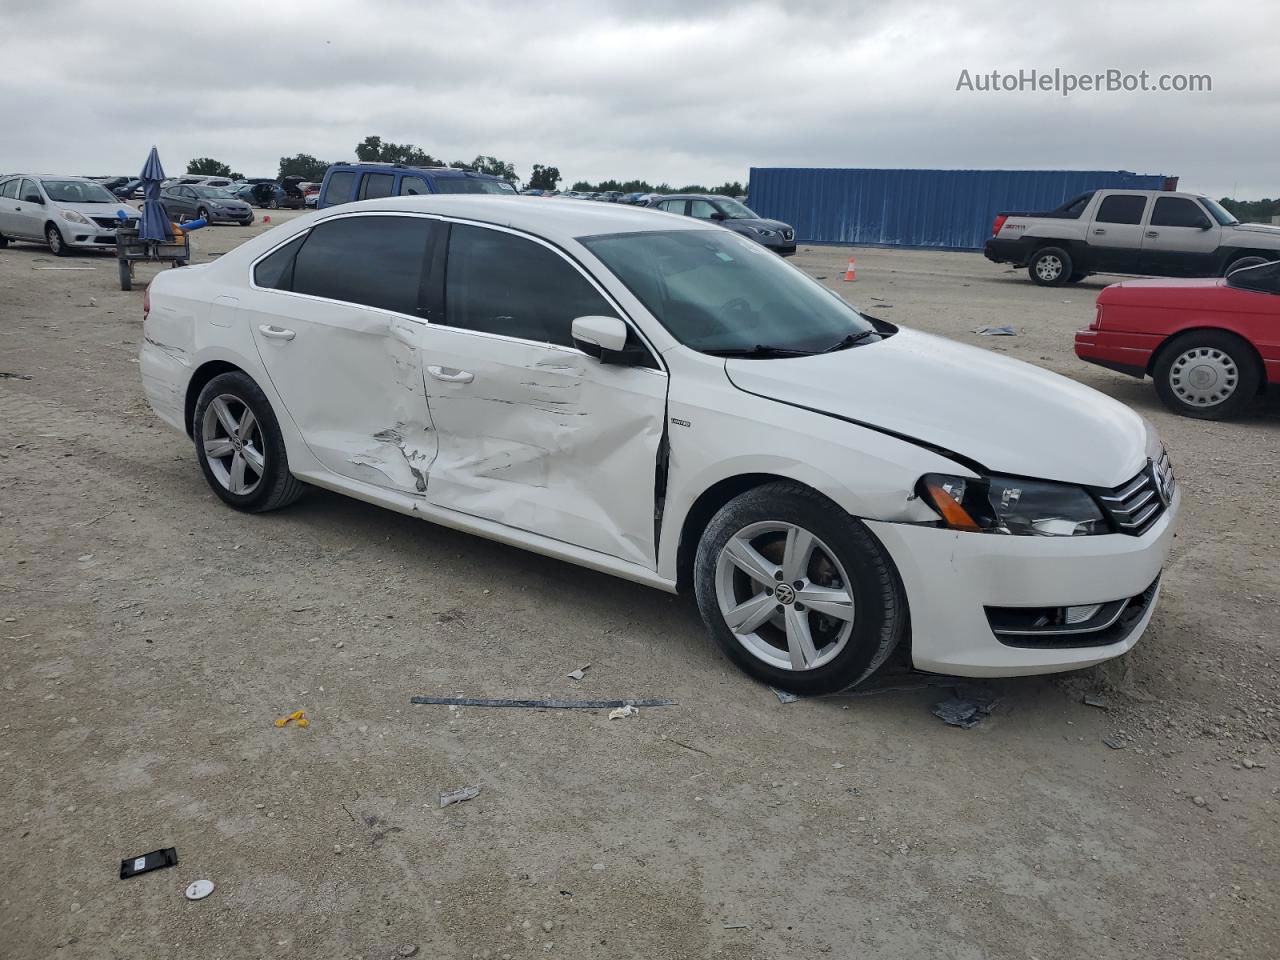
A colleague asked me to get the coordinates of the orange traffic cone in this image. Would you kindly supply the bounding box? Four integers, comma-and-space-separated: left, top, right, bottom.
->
843, 257, 857, 282
262, 215, 271, 223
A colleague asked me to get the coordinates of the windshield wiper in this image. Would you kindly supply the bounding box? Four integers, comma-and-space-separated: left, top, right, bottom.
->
820, 329, 880, 353
703, 344, 815, 358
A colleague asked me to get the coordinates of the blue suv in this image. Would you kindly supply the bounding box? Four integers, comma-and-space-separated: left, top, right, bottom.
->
316, 162, 518, 209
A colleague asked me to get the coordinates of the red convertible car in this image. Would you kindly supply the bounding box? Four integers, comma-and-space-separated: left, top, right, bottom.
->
1075, 260, 1280, 419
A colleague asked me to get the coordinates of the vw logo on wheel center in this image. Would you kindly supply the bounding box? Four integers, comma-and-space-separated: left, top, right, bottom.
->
774, 582, 796, 605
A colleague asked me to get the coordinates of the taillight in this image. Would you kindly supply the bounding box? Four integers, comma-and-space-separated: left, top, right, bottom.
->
991, 214, 1008, 236
143, 282, 151, 320
1090, 304, 1103, 331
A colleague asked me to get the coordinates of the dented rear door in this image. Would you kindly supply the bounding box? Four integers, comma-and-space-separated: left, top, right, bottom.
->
419, 222, 668, 567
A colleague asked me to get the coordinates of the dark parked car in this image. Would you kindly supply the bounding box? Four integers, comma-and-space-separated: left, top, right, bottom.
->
238, 179, 305, 209
316, 162, 517, 208
160, 184, 254, 225
648, 193, 796, 256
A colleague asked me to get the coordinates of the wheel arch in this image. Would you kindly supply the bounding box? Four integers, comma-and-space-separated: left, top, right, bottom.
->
1147, 326, 1267, 389
185, 360, 248, 436
1216, 247, 1279, 275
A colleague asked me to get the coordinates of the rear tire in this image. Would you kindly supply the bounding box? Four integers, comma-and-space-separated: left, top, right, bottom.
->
193, 371, 305, 512
1152, 331, 1261, 420
118, 259, 132, 291
1029, 246, 1072, 286
693, 482, 906, 694
46, 223, 70, 256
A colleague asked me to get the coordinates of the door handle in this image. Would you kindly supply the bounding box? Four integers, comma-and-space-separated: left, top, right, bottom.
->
1093, 228, 1106, 235
427, 365, 474, 384
258, 324, 296, 341
1145, 231, 1159, 239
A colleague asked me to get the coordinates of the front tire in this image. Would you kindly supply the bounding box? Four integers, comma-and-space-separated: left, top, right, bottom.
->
1028, 246, 1072, 286
197, 206, 210, 223
193, 371, 305, 511
46, 223, 70, 256
1152, 331, 1261, 420
693, 482, 906, 694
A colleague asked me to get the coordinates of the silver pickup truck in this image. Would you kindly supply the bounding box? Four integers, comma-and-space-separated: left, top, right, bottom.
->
984, 189, 1280, 286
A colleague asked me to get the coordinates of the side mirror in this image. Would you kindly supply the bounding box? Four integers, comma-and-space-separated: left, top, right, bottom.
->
710, 211, 726, 220
572, 315, 650, 366
1197, 217, 1212, 230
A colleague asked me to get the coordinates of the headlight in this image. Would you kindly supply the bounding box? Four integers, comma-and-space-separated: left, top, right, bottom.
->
61, 210, 91, 225
751, 227, 776, 237
920, 473, 1104, 536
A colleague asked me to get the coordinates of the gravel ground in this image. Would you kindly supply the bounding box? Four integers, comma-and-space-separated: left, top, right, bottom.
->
1, 212, 1276, 959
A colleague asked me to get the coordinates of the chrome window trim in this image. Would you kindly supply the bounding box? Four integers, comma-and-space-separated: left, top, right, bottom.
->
245, 210, 667, 375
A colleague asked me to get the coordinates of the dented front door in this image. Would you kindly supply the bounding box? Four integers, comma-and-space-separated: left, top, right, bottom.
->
246, 296, 436, 495
418, 325, 667, 567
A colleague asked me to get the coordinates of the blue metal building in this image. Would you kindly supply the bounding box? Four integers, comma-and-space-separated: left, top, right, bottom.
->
746, 168, 1175, 250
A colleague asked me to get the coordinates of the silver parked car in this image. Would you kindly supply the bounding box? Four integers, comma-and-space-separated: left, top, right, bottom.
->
0, 174, 140, 255
160, 183, 254, 225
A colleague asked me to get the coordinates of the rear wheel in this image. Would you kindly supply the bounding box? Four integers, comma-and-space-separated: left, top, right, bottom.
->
193, 371, 305, 512
693, 482, 906, 694
1152, 331, 1261, 420
45, 223, 70, 256
1029, 246, 1072, 286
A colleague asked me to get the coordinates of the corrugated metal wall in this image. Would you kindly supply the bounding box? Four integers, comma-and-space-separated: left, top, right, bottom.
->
747, 168, 1174, 250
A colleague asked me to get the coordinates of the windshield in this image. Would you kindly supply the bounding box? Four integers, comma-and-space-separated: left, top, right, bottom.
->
434, 177, 518, 195
193, 186, 237, 199
1200, 197, 1239, 226
582, 229, 874, 354
716, 198, 759, 219
40, 180, 118, 204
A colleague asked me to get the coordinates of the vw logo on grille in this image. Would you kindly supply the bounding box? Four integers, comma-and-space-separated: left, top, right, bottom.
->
773, 582, 796, 605
1153, 455, 1175, 507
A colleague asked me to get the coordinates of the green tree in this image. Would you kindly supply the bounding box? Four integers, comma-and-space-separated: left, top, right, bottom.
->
187, 157, 234, 177
456, 155, 518, 182
571, 180, 592, 191
710, 181, 746, 197
528, 164, 561, 191
1219, 197, 1279, 224
278, 153, 329, 180
355, 136, 439, 167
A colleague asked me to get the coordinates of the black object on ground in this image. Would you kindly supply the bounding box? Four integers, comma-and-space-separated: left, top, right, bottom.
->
120, 847, 178, 879
410, 696, 677, 709
932, 686, 1002, 728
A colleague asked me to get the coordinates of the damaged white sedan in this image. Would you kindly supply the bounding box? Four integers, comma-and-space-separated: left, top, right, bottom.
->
140, 196, 1179, 692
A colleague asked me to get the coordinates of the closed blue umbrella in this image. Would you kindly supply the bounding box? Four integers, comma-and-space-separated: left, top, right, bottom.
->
136, 146, 172, 242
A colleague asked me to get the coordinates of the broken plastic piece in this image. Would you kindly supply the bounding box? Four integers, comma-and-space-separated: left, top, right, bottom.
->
567, 664, 590, 681
1083, 695, 1109, 710
275, 709, 309, 728
440, 785, 481, 808
120, 847, 178, 879
608, 704, 638, 720
770, 686, 801, 704
184, 879, 215, 901
1102, 736, 1126, 750
411, 696, 675, 709
932, 686, 1001, 728
974, 325, 1017, 336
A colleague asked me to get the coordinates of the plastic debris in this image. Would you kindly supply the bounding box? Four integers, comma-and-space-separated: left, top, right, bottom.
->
274, 709, 309, 728
567, 664, 590, 681
0, 372, 33, 381
608, 704, 638, 720
770, 686, 801, 704
932, 687, 1001, 728
1083, 695, 1110, 710
184, 879, 215, 901
974, 325, 1017, 336
411, 696, 674, 710
440, 785, 481, 808
722, 921, 750, 929
1102, 736, 1127, 750
120, 847, 178, 879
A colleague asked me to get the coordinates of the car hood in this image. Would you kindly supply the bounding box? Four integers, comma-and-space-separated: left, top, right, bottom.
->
1227, 222, 1280, 239
58, 201, 140, 217
723, 327, 1148, 488
727, 218, 791, 232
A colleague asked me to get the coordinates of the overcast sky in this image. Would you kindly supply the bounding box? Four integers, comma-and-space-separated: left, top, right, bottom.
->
1, 0, 1276, 197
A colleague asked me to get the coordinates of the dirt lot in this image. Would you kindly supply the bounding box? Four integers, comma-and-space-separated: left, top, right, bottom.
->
1, 212, 1277, 960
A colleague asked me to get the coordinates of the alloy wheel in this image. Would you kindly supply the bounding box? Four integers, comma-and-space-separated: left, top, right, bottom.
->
714, 521, 856, 671
1169, 346, 1238, 407
1035, 255, 1063, 282
201, 394, 266, 495
46, 226, 63, 254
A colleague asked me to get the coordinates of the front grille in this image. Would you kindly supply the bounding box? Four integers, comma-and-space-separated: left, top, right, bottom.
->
91, 216, 137, 230
1092, 451, 1173, 536
988, 576, 1161, 648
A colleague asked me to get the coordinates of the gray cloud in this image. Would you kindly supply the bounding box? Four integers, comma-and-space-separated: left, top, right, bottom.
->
0, 0, 1276, 197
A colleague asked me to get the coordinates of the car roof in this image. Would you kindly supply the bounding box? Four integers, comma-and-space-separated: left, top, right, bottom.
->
313, 194, 708, 241
656, 193, 722, 201
329, 162, 507, 181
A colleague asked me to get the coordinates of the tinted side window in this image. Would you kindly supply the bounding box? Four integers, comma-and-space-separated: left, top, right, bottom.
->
253, 234, 306, 290
1095, 194, 1147, 225
20, 179, 42, 203
360, 173, 394, 200
399, 176, 430, 196
445, 224, 616, 348
660, 199, 686, 214
292, 215, 434, 314
323, 170, 355, 204
1151, 197, 1208, 228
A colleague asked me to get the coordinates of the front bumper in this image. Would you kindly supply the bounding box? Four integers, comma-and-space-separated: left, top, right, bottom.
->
865, 485, 1180, 676
64, 219, 137, 249
208, 208, 254, 224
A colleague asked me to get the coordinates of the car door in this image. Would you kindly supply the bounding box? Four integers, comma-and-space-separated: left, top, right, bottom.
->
11, 179, 48, 239
1085, 193, 1149, 273
243, 213, 439, 495
417, 221, 668, 567
1143, 196, 1223, 276
161, 187, 189, 220
0, 177, 19, 235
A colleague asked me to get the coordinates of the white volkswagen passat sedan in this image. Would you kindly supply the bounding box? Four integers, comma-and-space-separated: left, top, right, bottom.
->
139, 196, 1179, 693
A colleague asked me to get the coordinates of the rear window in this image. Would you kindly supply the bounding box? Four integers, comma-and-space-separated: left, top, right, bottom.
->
253, 234, 306, 290
290, 215, 435, 315
433, 177, 517, 195
359, 173, 395, 200
1095, 194, 1147, 225
323, 170, 355, 204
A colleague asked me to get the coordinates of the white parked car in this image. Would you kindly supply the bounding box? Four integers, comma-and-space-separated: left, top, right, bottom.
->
0, 174, 140, 255
140, 196, 1179, 692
